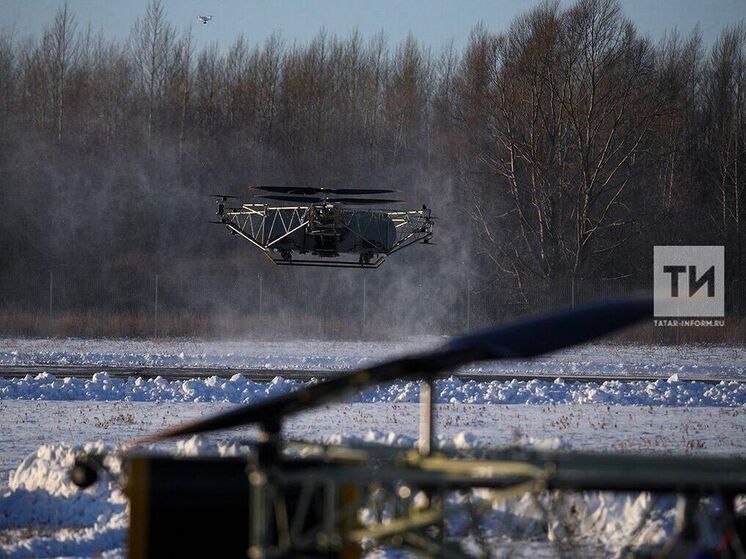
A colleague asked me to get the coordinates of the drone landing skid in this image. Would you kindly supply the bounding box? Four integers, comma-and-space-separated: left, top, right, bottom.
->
273, 256, 385, 269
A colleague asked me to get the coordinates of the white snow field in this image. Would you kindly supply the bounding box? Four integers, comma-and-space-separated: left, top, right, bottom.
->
2, 401, 746, 558
1, 337, 744, 379
0, 339, 744, 557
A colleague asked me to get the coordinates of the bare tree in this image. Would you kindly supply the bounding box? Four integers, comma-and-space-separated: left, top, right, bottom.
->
223, 34, 249, 130
703, 24, 746, 235
18, 37, 50, 130
0, 28, 17, 133
87, 33, 133, 146
457, 0, 665, 305
256, 32, 283, 147
193, 42, 223, 135
130, 0, 174, 141
42, 2, 79, 141
167, 29, 193, 156
384, 34, 431, 163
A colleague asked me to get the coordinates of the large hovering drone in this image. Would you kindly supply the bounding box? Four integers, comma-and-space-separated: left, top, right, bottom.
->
212, 186, 434, 268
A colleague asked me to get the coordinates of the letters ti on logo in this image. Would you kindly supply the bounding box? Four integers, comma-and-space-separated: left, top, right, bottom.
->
653, 246, 724, 318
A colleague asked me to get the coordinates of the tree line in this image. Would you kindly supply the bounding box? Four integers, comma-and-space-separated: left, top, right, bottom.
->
0, 0, 744, 334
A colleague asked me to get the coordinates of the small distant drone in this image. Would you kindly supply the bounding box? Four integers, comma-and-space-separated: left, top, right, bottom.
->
197, 15, 213, 24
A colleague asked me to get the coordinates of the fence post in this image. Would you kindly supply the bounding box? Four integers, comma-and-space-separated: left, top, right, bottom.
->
258, 274, 263, 319
466, 273, 471, 332
305, 276, 310, 316
571, 276, 576, 309
48, 271, 53, 337
154, 274, 159, 337
362, 274, 367, 331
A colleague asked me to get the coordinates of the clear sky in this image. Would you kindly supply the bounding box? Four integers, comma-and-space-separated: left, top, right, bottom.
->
4, 0, 745, 53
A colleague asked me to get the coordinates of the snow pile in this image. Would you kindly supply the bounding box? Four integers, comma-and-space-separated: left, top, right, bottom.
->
318, 430, 418, 448
1, 372, 745, 407
0, 372, 301, 403
456, 490, 675, 554
174, 435, 250, 458
0, 443, 125, 558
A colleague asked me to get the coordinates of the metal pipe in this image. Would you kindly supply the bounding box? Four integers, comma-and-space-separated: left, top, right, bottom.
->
48, 272, 53, 337
362, 275, 367, 329
418, 380, 434, 456
154, 274, 159, 338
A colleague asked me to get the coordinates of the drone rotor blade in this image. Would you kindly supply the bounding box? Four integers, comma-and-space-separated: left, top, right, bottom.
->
261, 195, 322, 204
326, 197, 403, 205
252, 186, 321, 195
210, 194, 240, 199
135, 297, 652, 444
252, 186, 397, 196
326, 188, 397, 195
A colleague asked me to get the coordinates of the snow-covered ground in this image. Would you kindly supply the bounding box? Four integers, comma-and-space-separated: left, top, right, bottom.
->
0, 338, 744, 557
1, 401, 745, 557
1, 337, 744, 379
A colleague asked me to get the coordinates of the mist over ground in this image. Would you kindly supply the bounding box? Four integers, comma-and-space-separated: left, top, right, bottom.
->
0, 0, 744, 340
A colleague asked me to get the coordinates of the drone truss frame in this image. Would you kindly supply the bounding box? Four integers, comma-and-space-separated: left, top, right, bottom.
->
219, 203, 433, 268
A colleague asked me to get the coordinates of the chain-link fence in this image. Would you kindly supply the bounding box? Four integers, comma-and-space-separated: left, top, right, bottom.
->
0, 269, 742, 340
0, 267, 468, 338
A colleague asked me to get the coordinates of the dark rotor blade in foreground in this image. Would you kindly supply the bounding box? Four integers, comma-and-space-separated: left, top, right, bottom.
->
252, 186, 396, 195
261, 195, 403, 205
134, 297, 652, 445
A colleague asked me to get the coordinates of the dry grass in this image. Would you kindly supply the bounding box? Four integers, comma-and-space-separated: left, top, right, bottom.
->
0, 308, 743, 344
610, 319, 746, 345
0, 309, 402, 340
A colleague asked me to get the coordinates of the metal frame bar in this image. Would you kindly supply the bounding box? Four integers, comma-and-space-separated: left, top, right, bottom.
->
273, 257, 384, 269
224, 204, 309, 249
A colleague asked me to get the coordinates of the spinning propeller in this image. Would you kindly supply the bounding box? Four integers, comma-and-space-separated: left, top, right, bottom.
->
261, 194, 403, 205
251, 186, 397, 196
